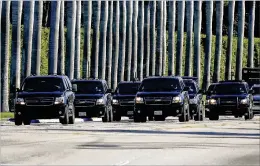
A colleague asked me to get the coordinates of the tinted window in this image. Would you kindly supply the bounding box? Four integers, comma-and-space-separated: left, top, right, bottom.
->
116, 83, 140, 94
139, 78, 181, 92
72, 81, 104, 94
252, 87, 260, 94
183, 81, 197, 94
22, 77, 64, 92
213, 84, 247, 95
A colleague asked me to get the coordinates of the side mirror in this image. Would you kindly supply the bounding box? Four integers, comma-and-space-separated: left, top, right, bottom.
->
249, 89, 254, 94
72, 84, 77, 92
183, 86, 190, 91
106, 89, 112, 93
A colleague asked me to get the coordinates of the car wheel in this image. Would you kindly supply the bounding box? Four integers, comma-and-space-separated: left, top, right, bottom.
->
140, 115, 147, 122
154, 116, 165, 121
69, 104, 75, 124
209, 110, 219, 120
134, 114, 140, 122
114, 114, 121, 121
23, 118, 31, 125
15, 115, 23, 126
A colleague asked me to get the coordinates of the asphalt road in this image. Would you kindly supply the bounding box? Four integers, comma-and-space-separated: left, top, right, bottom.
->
1, 116, 260, 165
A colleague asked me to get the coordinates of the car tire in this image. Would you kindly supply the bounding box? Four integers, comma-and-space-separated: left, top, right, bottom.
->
69, 105, 75, 124
154, 116, 165, 121
60, 106, 69, 125
114, 115, 121, 121
133, 115, 140, 122
15, 115, 23, 126
209, 110, 219, 120
23, 118, 31, 125
140, 115, 147, 123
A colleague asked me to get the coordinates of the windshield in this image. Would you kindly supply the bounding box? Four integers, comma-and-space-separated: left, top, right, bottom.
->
252, 87, 260, 94
139, 78, 181, 92
116, 83, 140, 95
183, 81, 197, 94
72, 81, 104, 94
213, 84, 247, 95
22, 77, 64, 92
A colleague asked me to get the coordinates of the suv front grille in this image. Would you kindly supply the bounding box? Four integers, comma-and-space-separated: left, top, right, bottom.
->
144, 97, 172, 105
25, 97, 54, 106
219, 98, 237, 106
75, 99, 96, 107
120, 99, 135, 106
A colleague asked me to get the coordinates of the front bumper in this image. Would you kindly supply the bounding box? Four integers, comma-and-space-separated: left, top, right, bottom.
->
135, 103, 184, 117
206, 104, 249, 115
75, 105, 106, 118
112, 105, 135, 117
15, 104, 66, 119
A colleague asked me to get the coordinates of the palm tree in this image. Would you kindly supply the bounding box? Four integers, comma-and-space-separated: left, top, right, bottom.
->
193, 1, 202, 86
202, 1, 213, 90
176, 0, 185, 76
23, 1, 35, 78
168, 1, 176, 76
235, 0, 245, 80
10, 0, 23, 92
150, 1, 156, 76
145, 2, 150, 77
225, 1, 235, 80
132, 1, 138, 79
112, 1, 120, 90
248, 1, 255, 68
162, 1, 167, 76
138, 1, 144, 80
91, 1, 101, 78
1, 1, 11, 112
119, 1, 127, 81
184, 0, 194, 76
58, 1, 65, 75
75, 1, 81, 79
156, 1, 163, 76
126, 1, 133, 81
213, 1, 224, 83
107, 1, 113, 88
99, 1, 108, 80
82, 1, 92, 78
48, 1, 61, 75
32, 1, 43, 75
65, 1, 76, 80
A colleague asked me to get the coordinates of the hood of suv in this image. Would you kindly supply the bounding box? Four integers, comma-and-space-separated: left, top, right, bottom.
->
75, 94, 104, 99
253, 94, 260, 101
136, 91, 181, 97
17, 92, 64, 98
113, 94, 136, 100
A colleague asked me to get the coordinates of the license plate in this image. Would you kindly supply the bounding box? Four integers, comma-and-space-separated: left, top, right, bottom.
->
79, 112, 86, 116
127, 111, 133, 115
154, 110, 162, 115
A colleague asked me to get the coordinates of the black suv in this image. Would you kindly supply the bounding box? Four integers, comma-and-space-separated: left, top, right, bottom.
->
206, 80, 254, 120
134, 76, 190, 122
112, 81, 141, 121
183, 79, 205, 121
71, 79, 113, 122
14, 75, 76, 125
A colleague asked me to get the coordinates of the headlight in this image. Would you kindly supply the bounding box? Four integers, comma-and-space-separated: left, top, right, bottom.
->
172, 96, 181, 103
112, 99, 119, 105
96, 98, 105, 105
54, 97, 65, 104
16, 98, 25, 105
240, 99, 248, 104
135, 97, 144, 104
190, 98, 197, 104
207, 99, 217, 105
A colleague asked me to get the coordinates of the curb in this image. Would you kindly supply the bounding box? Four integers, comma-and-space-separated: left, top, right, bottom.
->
8, 118, 93, 123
